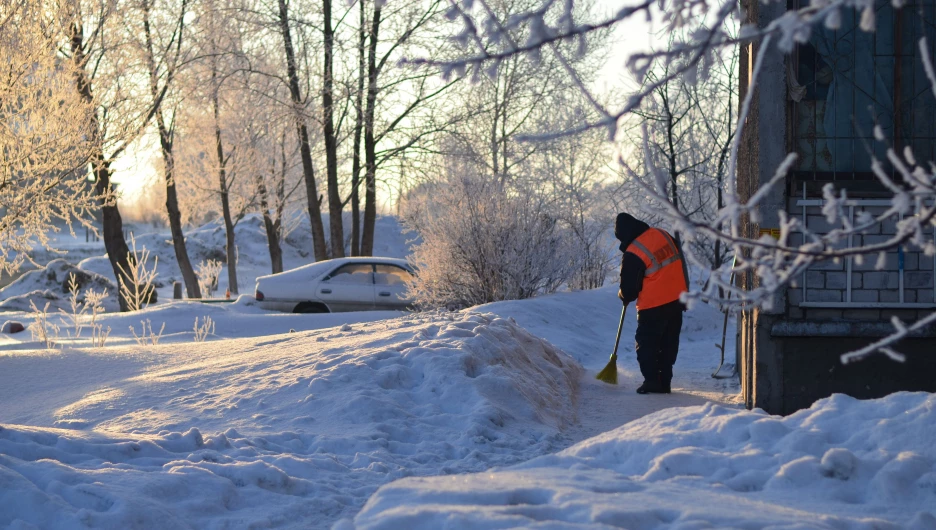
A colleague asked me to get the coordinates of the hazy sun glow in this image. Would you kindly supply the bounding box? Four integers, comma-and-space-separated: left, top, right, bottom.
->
111, 136, 161, 212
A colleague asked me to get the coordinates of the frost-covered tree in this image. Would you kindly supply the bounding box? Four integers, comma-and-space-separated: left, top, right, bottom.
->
136, 0, 202, 299
402, 0, 613, 305
619, 27, 738, 273
0, 1, 98, 277
172, 0, 272, 294
65, 0, 177, 311
434, 0, 606, 187
256, 125, 306, 274
536, 104, 617, 290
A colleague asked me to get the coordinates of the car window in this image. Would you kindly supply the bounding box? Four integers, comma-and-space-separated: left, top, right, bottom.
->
374, 264, 412, 286
325, 263, 374, 284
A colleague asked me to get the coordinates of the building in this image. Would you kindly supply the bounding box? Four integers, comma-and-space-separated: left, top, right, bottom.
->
737, 0, 936, 414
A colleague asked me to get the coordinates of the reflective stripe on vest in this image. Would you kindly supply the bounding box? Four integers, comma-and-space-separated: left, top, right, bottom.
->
625, 228, 688, 311
630, 233, 681, 275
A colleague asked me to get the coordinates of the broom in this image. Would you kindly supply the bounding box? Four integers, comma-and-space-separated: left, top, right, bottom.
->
595, 304, 628, 384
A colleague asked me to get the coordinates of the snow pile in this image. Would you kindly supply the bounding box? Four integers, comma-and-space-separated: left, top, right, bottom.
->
0, 312, 581, 529
350, 392, 936, 529
472, 286, 740, 405
0, 259, 119, 312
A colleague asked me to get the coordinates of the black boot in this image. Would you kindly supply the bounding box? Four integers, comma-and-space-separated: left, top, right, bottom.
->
636, 381, 667, 394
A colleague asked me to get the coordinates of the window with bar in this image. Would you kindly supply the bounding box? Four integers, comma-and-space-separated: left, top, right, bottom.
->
791, 0, 936, 181
793, 199, 936, 308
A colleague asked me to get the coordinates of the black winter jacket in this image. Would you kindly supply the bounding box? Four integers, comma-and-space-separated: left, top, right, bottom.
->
614, 213, 649, 305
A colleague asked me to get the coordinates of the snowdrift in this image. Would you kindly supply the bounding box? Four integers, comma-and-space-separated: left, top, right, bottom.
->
350, 392, 936, 529
0, 312, 581, 529
0, 259, 119, 313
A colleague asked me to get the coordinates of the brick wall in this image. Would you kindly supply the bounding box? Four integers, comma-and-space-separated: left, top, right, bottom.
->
785, 201, 936, 322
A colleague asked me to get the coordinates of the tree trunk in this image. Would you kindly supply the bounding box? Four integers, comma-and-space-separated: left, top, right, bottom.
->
277, 0, 329, 261
94, 158, 135, 311
272, 139, 289, 273
323, 0, 344, 258
70, 22, 134, 311
216, 141, 238, 295
142, 1, 200, 298
257, 170, 283, 274
212, 83, 238, 294
491, 78, 500, 177
350, 0, 367, 256
361, 3, 382, 256
157, 118, 202, 298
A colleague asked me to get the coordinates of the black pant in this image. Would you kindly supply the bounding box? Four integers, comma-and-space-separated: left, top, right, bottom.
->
635, 300, 683, 387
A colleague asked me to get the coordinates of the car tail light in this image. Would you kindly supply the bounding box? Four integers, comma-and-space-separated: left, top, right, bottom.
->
255, 289, 264, 301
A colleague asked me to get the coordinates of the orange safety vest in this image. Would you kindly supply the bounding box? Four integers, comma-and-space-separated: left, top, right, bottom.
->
625, 228, 688, 311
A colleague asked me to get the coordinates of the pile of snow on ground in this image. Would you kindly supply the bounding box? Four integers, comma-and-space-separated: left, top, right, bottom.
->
0, 312, 581, 529
0, 259, 119, 313
350, 392, 936, 529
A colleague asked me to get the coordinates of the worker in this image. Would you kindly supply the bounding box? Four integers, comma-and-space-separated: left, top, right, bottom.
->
614, 213, 689, 394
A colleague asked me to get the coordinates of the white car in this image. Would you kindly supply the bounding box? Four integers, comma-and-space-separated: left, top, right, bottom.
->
254, 257, 416, 313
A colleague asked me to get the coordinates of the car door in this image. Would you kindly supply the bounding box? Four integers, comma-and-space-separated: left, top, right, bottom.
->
373, 264, 414, 309
316, 263, 375, 311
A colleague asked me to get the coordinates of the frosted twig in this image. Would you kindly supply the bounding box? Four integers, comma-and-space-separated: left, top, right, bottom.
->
118, 235, 159, 312
193, 316, 215, 342
130, 320, 165, 347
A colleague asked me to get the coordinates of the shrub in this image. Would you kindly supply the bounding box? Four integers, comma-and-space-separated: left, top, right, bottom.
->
403, 174, 577, 309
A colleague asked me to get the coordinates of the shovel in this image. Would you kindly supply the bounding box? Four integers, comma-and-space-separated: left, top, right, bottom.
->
595, 304, 627, 385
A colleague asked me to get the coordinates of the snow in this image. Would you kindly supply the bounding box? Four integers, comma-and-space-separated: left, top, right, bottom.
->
2, 216, 930, 530
0, 295, 405, 351
351, 392, 936, 529
470, 287, 738, 404
0, 311, 581, 529
0, 259, 119, 313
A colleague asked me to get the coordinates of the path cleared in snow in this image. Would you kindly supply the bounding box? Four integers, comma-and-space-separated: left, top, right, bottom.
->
473, 286, 741, 445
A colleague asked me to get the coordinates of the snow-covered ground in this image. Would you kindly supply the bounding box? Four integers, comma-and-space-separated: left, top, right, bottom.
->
2, 217, 931, 530
0, 281, 746, 529
351, 392, 936, 529
0, 310, 582, 529
0, 259, 121, 313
